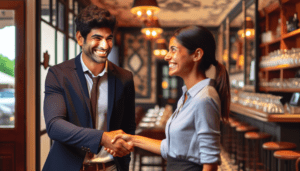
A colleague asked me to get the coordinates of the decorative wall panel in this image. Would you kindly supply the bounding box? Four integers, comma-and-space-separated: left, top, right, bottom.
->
123, 33, 156, 103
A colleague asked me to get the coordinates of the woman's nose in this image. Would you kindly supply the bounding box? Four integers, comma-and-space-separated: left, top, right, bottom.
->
164, 52, 171, 61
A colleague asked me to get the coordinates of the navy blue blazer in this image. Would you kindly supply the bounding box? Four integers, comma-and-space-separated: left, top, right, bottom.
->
42, 54, 136, 171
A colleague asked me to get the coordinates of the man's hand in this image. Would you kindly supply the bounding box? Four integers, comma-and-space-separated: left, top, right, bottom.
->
100, 130, 134, 157
104, 134, 134, 157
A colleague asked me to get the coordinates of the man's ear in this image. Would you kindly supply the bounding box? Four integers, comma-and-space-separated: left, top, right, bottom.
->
76, 31, 84, 46
193, 48, 204, 62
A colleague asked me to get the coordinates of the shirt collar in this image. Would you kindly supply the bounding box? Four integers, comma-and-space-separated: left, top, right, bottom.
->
80, 53, 108, 77
182, 78, 212, 98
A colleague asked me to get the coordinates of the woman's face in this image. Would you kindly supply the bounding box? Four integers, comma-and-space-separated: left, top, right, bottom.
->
164, 37, 194, 78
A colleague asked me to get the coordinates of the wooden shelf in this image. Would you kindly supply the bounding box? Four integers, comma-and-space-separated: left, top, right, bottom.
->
230, 103, 300, 122
259, 87, 300, 92
259, 29, 300, 48
282, 29, 300, 40
260, 64, 300, 71
259, 37, 281, 48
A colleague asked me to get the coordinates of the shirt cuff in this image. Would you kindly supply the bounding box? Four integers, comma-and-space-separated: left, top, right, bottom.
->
160, 139, 168, 159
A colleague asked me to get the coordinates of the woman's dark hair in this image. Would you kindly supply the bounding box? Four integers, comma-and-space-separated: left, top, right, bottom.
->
173, 26, 230, 121
75, 4, 116, 40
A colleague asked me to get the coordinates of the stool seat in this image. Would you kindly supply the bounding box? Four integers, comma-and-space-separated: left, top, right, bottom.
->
274, 150, 300, 160
245, 132, 271, 139
263, 142, 297, 151
236, 125, 258, 132
228, 117, 234, 123
230, 121, 241, 127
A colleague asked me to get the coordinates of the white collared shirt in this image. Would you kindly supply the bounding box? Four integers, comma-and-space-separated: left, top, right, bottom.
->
80, 54, 114, 163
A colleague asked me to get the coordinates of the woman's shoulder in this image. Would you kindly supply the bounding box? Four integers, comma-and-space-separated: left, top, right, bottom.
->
195, 85, 220, 105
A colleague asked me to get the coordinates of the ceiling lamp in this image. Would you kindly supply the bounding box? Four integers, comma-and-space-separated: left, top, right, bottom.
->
131, 0, 160, 21
238, 17, 255, 40
141, 17, 163, 40
153, 38, 168, 59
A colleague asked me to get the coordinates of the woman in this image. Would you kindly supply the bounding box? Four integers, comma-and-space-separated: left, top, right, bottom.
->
106, 25, 230, 171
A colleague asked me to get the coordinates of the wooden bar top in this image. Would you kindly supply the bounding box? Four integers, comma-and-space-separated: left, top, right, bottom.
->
230, 103, 300, 122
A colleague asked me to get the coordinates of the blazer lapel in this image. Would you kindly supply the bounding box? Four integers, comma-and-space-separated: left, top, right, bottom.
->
107, 61, 115, 131
74, 55, 94, 128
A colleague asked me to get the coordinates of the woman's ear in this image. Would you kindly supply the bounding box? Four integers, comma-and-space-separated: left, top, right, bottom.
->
76, 31, 84, 46
193, 48, 204, 62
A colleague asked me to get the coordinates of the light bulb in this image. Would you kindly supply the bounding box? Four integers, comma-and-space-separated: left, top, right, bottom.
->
152, 31, 157, 36
246, 30, 251, 37
154, 50, 160, 56
161, 50, 167, 56
146, 10, 152, 16
146, 30, 151, 36
137, 11, 142, 17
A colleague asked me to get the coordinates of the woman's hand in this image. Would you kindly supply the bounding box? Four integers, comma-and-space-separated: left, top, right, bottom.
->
104, 134, 134, 157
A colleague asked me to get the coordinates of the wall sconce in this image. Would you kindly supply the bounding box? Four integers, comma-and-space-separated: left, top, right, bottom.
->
131, 0, 160, 21
153, 38, 168, 59
238, 17, 255, 39
141, 17, 163, 40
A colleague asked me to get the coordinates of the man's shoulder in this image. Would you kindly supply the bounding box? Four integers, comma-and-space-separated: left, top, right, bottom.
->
50, 58, 76, 71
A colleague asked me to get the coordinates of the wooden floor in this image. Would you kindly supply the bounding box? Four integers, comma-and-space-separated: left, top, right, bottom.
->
129, 147, 239, 171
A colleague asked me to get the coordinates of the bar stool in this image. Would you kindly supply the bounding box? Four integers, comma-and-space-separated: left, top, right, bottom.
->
236, 125, 259, 171
244, 132, 271, 171
296, 157, 300, 171
262, 142, 297, 171
274, 150, 300, 171
221, 118, 233, 153
229, 120, 242, 164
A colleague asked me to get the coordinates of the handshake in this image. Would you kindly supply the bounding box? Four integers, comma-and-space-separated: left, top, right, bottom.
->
101, 129, 135, 157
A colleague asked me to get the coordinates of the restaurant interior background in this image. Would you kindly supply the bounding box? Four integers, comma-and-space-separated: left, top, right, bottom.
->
1, 0, 300, 170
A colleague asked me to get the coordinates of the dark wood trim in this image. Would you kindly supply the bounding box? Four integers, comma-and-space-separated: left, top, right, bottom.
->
36, 0, 41, 170
254, 0, 259, 92
0, 1, 26, 171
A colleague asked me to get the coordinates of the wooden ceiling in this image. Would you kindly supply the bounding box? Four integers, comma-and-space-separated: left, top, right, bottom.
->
91, 0, 241, 27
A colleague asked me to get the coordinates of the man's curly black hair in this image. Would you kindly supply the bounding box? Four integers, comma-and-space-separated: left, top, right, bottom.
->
75, 4, 116, 40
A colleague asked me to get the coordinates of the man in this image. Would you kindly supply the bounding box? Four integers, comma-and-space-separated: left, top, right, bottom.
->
42, 4, 136, 171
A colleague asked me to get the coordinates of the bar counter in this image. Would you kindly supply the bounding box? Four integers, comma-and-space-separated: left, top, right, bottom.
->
230, 103, 300, 150
230, 103, 300, 122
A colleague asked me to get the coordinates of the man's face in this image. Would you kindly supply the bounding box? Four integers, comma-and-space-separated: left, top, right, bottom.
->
78, 27, 113, 64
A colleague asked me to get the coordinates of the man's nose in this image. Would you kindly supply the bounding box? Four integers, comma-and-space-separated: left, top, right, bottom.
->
99, 39, 109, 49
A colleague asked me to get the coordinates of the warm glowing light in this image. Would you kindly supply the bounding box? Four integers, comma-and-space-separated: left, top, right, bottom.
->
161, 49, 167, 56
222, 49, 228, 61
146, 10, 152, 16
154, 49, 160, 56
146, 30, 151, 35
162, 81, 169, 89
137, 11, 142, 17
152, 31, 157, 36
238, 54, 244, 67
246, 30, 251, 36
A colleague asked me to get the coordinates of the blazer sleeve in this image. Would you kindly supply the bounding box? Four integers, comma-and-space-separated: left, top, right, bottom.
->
44, 67, 103, 154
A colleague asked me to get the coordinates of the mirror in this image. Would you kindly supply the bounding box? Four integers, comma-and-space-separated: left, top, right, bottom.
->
229, 9, 245, 89
245, 3, 256, 87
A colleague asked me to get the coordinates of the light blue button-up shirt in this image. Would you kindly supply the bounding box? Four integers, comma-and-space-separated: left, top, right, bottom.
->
160, 78, 221, 165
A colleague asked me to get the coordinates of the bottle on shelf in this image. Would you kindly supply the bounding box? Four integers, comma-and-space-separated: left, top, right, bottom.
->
276, 18, 281, 38
292, 12, 299, 30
